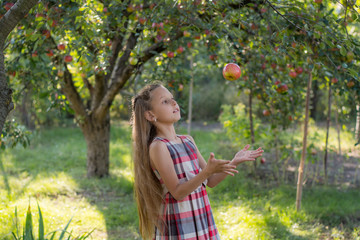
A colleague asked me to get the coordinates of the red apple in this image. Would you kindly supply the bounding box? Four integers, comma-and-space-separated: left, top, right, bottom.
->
46, 49, 54, 57
167, 51, 174, 58
209, 54, 217, 61
57, 44, 66, 51
275, 80, 281, 85
260, 158, 266, 164
4, 2, 14, 11
314, 0, 322, 3
347, 80, 355, 88
276, 84, 288, 94
222, 63, 241, 81
103, 7, 108, 12
64, 55, 73, 63
31, 51, 38, 58
289, 71, 297, 78
288, 116, 293, 121
291, 42, 296, 48
42, 30, 51, 38
194, 35, 201, 40
176, 46, 184, 54
187, 42, 192, 48
331, 78, 338, 84
263, 110, 271, 116
295, 67, 303, 74
260, 8, 267, 13
271, 63, 277, 69
261, 63, 266, 70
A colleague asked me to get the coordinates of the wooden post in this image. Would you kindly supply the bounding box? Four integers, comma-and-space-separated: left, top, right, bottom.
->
324, 81, 332, 184
296, 70, 312, 212
187, 56, 194, 135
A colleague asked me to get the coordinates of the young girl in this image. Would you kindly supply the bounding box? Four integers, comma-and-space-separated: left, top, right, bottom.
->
131, 83, 263, 239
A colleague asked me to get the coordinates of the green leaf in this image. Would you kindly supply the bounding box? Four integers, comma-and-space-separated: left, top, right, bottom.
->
24, 204, 34, 240
340, 46, 347, 56
37, 202, 45, 240
59, 217, 73, 240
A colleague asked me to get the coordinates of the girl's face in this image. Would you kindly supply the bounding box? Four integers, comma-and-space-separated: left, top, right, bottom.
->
148, 86, 181, 123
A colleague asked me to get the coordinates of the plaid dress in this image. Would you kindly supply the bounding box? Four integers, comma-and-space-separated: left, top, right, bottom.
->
152, 135, 221, 240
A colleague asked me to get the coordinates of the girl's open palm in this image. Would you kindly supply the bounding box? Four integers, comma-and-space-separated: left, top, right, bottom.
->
232, 144, 264, 165
205, 153, 238, 176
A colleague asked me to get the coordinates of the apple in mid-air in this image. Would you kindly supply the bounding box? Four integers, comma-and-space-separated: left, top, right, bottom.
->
222, 63, 241, 81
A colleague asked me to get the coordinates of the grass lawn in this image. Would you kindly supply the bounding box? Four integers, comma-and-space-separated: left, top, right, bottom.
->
0, 121, 359, 240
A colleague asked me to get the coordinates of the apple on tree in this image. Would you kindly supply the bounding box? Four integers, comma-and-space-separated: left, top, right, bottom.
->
57, 43, 66, 51
64, 55, 73, 63
222, 63, 241, 81
289, 71, 297, 78
262, 109, 271, 116
176, 46, 184, 54
167, 51, 175, 58
331, 78, 338, 84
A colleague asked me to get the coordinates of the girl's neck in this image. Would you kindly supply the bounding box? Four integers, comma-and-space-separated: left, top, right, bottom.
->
156, 124, 178, 141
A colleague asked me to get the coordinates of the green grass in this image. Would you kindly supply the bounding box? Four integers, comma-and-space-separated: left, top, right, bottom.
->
1, 122, 359, 240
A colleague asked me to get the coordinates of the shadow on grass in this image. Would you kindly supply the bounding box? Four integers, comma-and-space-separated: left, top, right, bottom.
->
0, 124, 139, 240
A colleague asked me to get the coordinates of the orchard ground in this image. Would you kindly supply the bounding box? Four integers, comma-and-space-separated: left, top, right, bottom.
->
0, 121, 359, 240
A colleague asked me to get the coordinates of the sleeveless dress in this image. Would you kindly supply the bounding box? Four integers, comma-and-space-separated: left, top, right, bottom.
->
152, 135, 221, 240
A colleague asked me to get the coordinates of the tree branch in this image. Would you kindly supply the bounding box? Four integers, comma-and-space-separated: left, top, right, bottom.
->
61, 64, 88, 122
0, 0, 38, 43
94, 29, 184, 121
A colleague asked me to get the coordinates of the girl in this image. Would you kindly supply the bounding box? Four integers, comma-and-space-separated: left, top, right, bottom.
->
131, 83, 263, 239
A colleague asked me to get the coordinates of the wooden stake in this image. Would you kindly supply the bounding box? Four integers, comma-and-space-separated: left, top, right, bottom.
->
296, 71, 312, 212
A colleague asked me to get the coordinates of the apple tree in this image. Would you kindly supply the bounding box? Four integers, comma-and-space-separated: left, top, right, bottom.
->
7, 0, 247, 178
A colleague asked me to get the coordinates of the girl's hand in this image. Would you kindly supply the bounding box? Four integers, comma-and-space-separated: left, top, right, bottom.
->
204, 153, 238, 176
231, 144, 264, 166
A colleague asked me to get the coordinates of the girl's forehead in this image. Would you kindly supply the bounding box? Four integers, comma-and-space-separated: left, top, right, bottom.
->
151, 86, 171, 99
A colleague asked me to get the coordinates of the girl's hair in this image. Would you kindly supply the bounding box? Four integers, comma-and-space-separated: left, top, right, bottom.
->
131, 83, 164, 239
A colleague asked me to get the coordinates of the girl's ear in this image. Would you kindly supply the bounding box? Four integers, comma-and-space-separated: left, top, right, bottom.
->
144, 110, 156, 122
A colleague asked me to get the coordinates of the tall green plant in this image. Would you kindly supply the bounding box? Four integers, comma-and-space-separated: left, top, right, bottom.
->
12, 202, 93, 240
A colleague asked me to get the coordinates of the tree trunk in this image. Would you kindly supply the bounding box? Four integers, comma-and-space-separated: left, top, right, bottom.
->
249, 88, 256, 171
82, 114, 111, 178
0, 47, 14, 133
296, 71, 312, 212
310, 79, 319, 120
335, 99, 342, 160
323, 81, 332, 184
355, 104, 360, 142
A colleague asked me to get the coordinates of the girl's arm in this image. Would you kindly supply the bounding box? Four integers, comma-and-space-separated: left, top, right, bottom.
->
149, 140, 238, 201
187, 136, 263, 188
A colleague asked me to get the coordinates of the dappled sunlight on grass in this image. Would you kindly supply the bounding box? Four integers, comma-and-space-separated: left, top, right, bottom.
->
212, 200, 319, 240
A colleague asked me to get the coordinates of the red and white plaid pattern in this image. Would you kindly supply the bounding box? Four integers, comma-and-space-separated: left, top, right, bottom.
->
152, 136, 221, 240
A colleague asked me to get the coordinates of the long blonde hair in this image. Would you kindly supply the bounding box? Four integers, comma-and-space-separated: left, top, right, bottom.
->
131, 83, 164, 239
